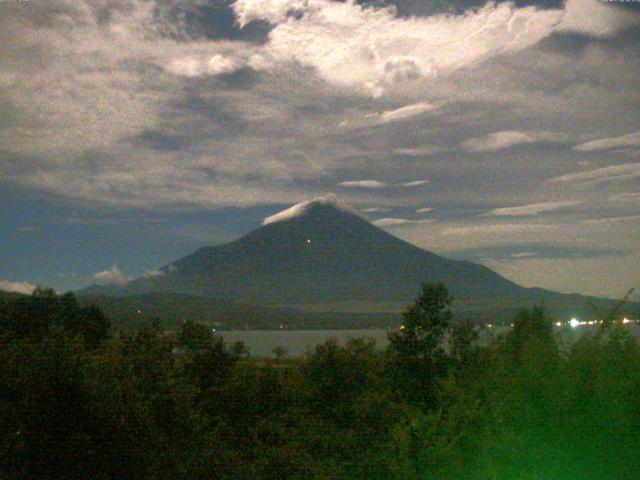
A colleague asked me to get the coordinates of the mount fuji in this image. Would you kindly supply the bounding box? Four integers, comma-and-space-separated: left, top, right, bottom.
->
80, 197, 632, 326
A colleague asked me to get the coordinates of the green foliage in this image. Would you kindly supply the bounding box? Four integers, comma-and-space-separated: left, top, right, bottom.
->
505, 305, 554, 358
2, 286, 640, 479
390, 282, 453, 359
388, 283, 452, 405
0, 289, 110, 346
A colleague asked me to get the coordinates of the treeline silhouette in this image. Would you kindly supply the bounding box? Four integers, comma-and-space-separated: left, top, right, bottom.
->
1, 285, 639, 479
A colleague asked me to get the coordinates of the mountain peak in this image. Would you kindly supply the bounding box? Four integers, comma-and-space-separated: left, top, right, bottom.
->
261, 195, 362, 225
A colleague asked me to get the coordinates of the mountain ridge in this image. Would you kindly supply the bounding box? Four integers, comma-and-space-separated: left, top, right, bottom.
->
78, 198, 637, 325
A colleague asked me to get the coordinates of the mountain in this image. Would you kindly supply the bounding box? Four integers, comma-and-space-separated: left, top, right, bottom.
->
80, 197, 636, 325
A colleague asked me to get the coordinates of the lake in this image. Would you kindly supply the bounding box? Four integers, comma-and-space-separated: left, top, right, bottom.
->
217, 324, 639, 357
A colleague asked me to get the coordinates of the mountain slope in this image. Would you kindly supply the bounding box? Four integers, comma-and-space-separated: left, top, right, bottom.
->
81, 197, 636, 322
113, 198, 524, 303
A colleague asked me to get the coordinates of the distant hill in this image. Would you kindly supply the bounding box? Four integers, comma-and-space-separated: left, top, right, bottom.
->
79, 197, 638, 328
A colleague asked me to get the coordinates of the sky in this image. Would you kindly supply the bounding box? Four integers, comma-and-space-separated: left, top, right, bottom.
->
1, 0, 639, 299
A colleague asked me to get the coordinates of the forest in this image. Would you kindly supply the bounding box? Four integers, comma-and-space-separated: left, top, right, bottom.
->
1, 285, 639, 479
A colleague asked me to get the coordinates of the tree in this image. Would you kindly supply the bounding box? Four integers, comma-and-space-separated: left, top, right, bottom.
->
0, 289, 110, 347
231, 340, 250, 360
450, 318, 480, 368
388, 283, 452, 405
506, 305, 553, 358
272, 345, 288, 361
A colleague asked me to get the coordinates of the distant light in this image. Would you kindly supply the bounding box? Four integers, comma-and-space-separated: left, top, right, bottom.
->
212, 328, 216, 333
306, 239, 312, 244
570, 318, 580, 328
623, 318, 631, 324
487, 323, 493, 328
555, 321, 562, 327
510, 323, 514, 328
279, 324, 284, 329
136, 309, 141, 315
399, 325, 405, 330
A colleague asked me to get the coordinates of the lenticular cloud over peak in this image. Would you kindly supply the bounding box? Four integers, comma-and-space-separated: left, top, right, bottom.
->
262, 195, 361, 225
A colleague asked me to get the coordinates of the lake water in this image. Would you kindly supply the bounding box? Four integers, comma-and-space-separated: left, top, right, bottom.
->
217, 324, 639, 357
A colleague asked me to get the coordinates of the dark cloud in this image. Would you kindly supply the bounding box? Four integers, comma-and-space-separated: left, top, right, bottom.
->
355, 0, 563, 17
129, 130, 184, 152
183, 1, 272, 43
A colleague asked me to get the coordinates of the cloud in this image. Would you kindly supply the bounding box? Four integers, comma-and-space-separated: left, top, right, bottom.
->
573, 130, 640, 152
583, 215, 640, 225
461, 130, 565, 152
610, 192, 640, 203
93, 264, 132, 286
143, 269, 166, 278
548, 163, 640, 184
0, 280, 37, 295
511, 252, 537, 258
340, 101, 442, 128
481, 200, 581, 217
558, 0, 640, 38
442, 223, 556, 238
338, 179, 428, 189
375, 101, 442, 123
166, 54, 244, 77
401, 179, 430, 187
262, 195, 361, 225
362, 207, 392, 213
416, 207, 433, 213
393, 145, 445, 157
373, 217, 433, 227
237, 0, 565, 94
338, 180, 389, 189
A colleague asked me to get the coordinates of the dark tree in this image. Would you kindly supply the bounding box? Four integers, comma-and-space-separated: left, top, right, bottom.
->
506, 305, 554, 357
388, 283, 452, 405
272, 345, 288, 361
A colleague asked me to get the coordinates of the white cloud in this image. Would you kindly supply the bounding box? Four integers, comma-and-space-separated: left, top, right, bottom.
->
339, 179, 427, 189
93, 264, 132, 286
166, 54, 243, 77
461, 130, 565, 152
376, 101, 441, 123
237, 0, 564, 94
262, 195, 361, 225
558, 0, 640, 38
234, 0, 307, 27
373, 217, 433, 227
573, 130, 640, 152
340, 101, 442, 128
511, 252, 537, 258
401, 179, 429, 187
481, 200, 581, 217
362, 207, 392, 213
338, 180, 389, 189
416, 207, 433, 213
549, 163, 640, 184
0, 280, 37, 295
393, 145, 444, 157
143, 269, 166, 278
